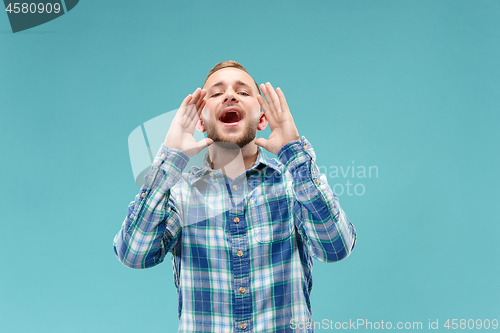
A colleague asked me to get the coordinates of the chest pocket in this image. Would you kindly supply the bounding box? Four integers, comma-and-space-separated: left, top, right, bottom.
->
248, 191, 294, 243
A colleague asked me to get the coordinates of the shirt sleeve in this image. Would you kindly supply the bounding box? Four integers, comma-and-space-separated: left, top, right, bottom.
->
277, 136, 357, 262
113, 143, 188, 269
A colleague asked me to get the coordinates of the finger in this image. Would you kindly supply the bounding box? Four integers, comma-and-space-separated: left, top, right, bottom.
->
185, 103, 198, 119
257, 95, 274, 122
260, 84, 274, 113
200, 88, 207, 99
187, 88, 200, 109
259, 84, 276, 115
180, 88, 200, 116
186, 99, 206, 124
276, 87, 290, 113
265, 82, 282, 112
185, 107, 199, 126
194, 88, 207, 104
180, 94, 193, 109
186, 89, 203, 118
190, 88, 202, 105
257, 94, 269, 112
261, 82, 281, 114
195, 90, 206, 110
190, 99, 206, 122
197, 99, 206, 115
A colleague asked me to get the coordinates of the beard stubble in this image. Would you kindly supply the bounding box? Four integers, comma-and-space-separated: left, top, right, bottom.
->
204, 117, 260, 150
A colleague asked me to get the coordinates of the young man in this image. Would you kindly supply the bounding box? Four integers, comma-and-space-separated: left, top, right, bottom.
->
114, 61, 356, 332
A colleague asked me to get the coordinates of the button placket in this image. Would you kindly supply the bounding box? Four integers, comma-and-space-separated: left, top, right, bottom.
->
229, 178, 252, 331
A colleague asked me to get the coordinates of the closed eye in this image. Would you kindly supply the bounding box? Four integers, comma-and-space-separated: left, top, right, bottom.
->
210, 93, 222, 97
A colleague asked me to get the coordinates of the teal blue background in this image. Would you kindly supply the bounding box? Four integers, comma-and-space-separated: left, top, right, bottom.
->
1, 1, 499, 332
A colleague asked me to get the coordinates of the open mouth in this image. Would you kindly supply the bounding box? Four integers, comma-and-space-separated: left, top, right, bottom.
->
219, 109, 243, 124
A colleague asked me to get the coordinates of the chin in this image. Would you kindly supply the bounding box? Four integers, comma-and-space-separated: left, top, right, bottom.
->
205, 121, 258, 149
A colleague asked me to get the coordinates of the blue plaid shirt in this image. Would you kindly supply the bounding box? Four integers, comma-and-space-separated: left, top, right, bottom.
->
114, 136, 356, 332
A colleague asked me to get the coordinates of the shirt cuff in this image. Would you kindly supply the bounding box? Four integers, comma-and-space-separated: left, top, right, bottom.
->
143, 144, 190, 189
151, 143, 190, 171
277, 136, 316, 171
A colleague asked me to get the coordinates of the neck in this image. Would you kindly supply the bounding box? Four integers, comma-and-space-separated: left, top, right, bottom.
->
209, 141, 259, 180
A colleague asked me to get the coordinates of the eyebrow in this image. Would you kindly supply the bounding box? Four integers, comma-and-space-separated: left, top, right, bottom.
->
207, 80, 253, 91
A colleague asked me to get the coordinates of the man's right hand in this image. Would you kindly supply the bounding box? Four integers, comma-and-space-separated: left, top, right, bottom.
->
163, 88, 213, 157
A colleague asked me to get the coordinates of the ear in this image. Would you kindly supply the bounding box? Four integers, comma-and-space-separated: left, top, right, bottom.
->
257, 111, 268, 131
196, 116, 206, 133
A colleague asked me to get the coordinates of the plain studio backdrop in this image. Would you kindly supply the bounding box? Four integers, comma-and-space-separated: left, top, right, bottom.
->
1, 1, 499, 332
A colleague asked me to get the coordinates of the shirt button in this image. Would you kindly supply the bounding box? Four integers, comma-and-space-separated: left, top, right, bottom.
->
249, 199, 255, 205
316, 180, 321, 185
237, 251, 243, 257
160, 153, 166, 158
303, 145, 308, 150
141, 192, 146, 198
239, 287, 245, 294
210, 171, 214, 176
233, 217, 240, 224
240, 323, 247, 330
232, 185, 238, 191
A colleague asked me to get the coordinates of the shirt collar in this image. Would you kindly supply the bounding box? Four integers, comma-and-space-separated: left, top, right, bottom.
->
187, 146, 283, 185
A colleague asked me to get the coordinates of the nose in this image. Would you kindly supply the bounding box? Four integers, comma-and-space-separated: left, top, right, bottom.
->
223, 89, 239, 103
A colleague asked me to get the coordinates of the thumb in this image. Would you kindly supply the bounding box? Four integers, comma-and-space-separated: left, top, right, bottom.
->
254, 138, 268, 150
186, 138, 213, 158
204, 138, 214, 147
196, 138, 213, 151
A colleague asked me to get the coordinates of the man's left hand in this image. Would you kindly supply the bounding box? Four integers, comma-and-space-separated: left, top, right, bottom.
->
255, 82, 300, 155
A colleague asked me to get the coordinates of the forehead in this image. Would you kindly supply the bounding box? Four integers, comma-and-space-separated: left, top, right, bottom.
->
203, 68, 256, 92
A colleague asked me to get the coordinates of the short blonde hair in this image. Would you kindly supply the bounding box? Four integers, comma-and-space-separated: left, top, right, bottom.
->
204, 60, 260, 95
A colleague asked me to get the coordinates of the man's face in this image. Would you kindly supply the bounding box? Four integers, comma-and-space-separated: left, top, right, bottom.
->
197, 68, 267, 148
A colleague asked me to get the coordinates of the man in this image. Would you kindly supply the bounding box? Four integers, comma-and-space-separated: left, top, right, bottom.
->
114, 61, 356, 332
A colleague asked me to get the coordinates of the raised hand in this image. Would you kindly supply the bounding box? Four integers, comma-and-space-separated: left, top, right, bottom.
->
255, 82, 300, 155
163, 88, 213, 157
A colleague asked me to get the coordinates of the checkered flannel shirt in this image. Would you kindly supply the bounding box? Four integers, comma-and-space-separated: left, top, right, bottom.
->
114, 136, 356, 332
